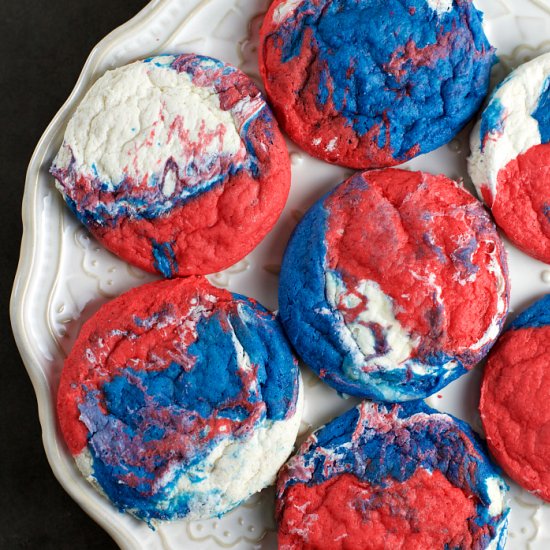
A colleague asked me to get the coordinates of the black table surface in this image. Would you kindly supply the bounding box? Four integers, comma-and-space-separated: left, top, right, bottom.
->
1, 2, 149, 548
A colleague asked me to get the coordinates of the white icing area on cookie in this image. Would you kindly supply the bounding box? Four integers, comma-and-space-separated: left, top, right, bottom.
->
486, 476, 506, 517
324, 271, 461, 392
485, 476, 509, 550
325, 272, 420, 372
53, 55, 246, 190
469, 53, 550, 205
272, 0, 305, 24
169, 384, 303, 520
426, 0, 453, 15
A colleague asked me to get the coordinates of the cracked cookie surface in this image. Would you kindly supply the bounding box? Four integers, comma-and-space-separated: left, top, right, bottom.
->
51, 54, 290, 277
276, 401, 509, 550
57, 277, 302, 522
260, 0, 494, 168
278, 168, 509, 401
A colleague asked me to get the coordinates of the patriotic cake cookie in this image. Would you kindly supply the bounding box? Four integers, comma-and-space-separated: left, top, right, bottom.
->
260, 0, 494, 168
50, 54, 290, 277
57, 277, 302, 522
278, 169, 509, 401
276, 401, 509, 550
469, 53, 550, 264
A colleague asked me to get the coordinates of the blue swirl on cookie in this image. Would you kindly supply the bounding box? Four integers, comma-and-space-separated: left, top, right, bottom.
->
260, 0, 495, 168
57, 278, 302, 523
277, 401, 509, 549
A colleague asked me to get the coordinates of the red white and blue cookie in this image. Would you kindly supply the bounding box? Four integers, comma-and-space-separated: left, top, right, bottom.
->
259, 0, 495, 169
278, 169, 510, 401
276, 401, 509, 550
469, 53, 550, 264
480, 295, 550, 502
57, 277, 302, 523
50, 54, 290, 277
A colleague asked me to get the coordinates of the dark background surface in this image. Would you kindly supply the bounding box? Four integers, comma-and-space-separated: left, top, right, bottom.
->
1, 2, 149, 548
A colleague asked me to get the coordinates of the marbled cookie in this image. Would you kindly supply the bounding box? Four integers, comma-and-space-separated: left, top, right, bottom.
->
469, 53, 550, 264
260, 0, 494, 168
277, 401, 509, 550
480, 295, 550, 501
51, 54, 290, 277
57, 277, 302, 522
279, 169, 509, 401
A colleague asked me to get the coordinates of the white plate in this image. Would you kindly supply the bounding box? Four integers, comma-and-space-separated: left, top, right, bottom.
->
10, 0, 550, 548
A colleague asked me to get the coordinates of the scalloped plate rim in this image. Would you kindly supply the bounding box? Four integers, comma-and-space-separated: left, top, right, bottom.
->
10, 2, 167, 548
10, 1, 550, 548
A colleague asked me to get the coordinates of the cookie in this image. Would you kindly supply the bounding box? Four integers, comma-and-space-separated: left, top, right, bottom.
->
279, 169, 509, 401
259, 0, 494, 169
50, 54, 290, 277
469, 53, 550, 264
57, 277, 302, 522
480, 295, 550, 501
277, 401, 509, 550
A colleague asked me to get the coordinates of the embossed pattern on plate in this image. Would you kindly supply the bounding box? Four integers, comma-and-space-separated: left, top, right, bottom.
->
10, 0, 550, 548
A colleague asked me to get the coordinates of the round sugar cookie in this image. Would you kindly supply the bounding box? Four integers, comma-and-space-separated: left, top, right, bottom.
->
469, 53, 550, 264
480, 295, 550, 502
260, 0, 495, 168
276, 401, 509, 550
278, 168, 510, 401
51, 54, 290, 277
57, 277, 302, 522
